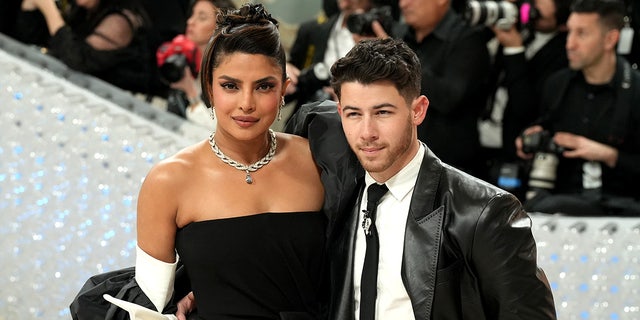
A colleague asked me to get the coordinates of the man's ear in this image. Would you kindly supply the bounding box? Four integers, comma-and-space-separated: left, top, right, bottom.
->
604, 28, 620, 51
337, 101, 343, 117
411, 95, 429, 125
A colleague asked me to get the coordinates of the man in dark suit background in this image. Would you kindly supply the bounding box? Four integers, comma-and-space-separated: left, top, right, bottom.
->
478, 0, 572, 197
285, 0, 373, 115
287, 38, 556, 319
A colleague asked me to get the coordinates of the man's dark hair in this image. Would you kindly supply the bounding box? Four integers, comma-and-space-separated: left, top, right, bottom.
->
330, 38, 422, 104
570, 0, 626, 30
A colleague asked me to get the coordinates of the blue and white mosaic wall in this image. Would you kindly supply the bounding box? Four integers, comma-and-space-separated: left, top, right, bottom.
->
0, 50, 193, 319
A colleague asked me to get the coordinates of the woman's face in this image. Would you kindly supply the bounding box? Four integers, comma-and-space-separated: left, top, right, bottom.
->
210, 53, 289, 140
186, 1, 218, 47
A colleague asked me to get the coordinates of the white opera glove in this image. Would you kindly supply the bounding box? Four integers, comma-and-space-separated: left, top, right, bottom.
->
103, 294, 178, 320
135, 245, 178, 312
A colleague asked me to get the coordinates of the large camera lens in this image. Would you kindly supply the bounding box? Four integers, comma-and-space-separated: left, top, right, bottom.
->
465, 0, 519, 30
526, 152, 559, 200
159, 54, 188, 84
520, 130, 565, 200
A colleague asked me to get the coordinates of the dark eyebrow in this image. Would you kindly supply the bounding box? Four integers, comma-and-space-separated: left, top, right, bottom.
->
342, 103, 397, 111
218, 75, 279, 84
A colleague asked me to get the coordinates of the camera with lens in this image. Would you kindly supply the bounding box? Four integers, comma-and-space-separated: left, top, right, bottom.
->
156, 35, 201, 84
521, 130, 565, 155
346, 5, 394, 37
521, 130, 566, 200
295, 62, 331, 104
464, 0, 538, 30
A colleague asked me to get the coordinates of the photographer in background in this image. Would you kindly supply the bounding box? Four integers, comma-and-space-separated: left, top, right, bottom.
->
285, 0, 399, 123
515, 0, 640, 216
475, 0, 571, 197
160, 0, 235, 129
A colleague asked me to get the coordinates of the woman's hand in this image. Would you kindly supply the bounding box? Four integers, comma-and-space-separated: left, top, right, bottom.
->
175, 292, 196, 320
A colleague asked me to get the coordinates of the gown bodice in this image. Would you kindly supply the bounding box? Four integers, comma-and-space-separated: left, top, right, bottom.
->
175, 211, 327, 320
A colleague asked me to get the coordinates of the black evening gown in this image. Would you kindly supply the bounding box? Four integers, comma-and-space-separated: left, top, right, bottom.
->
175, 212, 327, 320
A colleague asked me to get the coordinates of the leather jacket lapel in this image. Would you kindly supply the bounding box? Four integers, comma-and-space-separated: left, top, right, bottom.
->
329, 184, 364, 320
402, 146, 445, 319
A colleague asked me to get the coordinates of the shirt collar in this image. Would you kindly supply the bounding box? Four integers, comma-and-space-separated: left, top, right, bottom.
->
570, 56, 628, 90
365, 144, 425, 203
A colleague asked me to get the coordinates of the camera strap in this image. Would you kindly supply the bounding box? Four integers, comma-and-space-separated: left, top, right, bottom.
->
608, 59, 634, 145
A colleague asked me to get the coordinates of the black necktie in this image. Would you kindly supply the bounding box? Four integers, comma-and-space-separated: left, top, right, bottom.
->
360, 183, 388, 320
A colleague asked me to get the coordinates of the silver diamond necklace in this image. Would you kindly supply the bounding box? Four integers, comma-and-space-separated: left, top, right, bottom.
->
208, 129, 277, 184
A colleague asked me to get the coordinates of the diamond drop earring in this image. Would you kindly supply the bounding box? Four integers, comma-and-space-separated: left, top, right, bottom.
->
277, 97, 284, 121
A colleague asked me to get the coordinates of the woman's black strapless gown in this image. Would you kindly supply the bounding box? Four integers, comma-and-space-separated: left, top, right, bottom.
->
175, 212, 327, 320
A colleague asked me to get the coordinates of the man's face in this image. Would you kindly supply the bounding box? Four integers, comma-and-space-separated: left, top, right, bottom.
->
338, 81, 427, 182
565, 12, 616, 71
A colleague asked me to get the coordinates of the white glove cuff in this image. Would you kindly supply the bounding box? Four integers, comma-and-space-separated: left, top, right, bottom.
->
135, 245, 178, 312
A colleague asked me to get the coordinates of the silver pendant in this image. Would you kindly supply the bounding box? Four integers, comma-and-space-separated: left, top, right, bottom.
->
245, 171, 253, 184
362, 211, 372, 236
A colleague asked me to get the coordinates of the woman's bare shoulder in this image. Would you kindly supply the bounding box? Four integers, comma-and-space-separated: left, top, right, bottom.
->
276, 132, 311, 153
143, 141, 207, 186
274, 132, 318, 174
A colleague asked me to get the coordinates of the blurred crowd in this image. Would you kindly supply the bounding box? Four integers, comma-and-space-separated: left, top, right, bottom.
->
1, 0, 639, 216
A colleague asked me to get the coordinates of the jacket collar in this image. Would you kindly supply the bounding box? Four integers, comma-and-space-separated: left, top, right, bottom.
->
401, 143, 445, 319
328, 141, 446, 320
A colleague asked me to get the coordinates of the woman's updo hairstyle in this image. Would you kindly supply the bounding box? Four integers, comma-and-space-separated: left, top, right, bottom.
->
200, 3, 286, 109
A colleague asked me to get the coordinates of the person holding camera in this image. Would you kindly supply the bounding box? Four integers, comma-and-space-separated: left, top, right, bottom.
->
285, 0, 390, 121
160, 0, 236, 129
476, 0, 571, 196
516, 0, 640, 216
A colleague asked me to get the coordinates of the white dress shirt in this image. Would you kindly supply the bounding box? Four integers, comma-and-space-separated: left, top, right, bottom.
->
323, 13, 356, 69
353, 144, 425, 319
